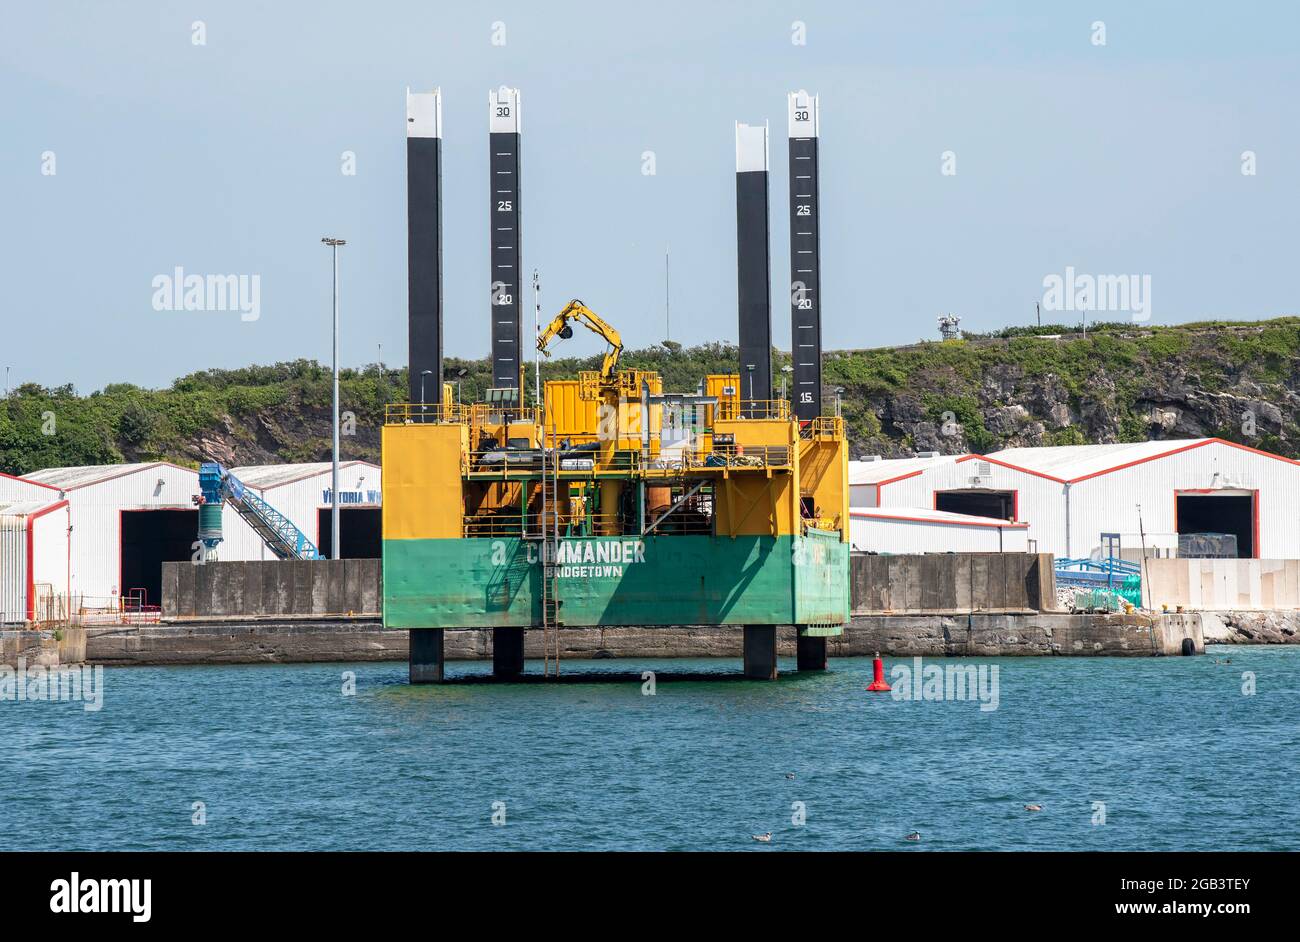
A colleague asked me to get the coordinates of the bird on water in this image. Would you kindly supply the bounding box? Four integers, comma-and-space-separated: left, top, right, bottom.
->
752, 832, 772, 843
1024, 804, 1043, 812
905, 831, 921, 842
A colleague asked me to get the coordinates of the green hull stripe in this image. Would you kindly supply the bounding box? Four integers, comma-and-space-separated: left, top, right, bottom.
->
383, 533, 849, 629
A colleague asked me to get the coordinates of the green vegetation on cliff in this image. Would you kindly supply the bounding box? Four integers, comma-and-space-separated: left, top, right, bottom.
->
2, 318, 1297, 475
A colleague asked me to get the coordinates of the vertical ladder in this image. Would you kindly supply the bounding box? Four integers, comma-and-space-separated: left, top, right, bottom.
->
539, 431, 562, 678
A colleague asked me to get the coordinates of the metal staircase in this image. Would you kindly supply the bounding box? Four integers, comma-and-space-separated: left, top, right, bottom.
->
199, 462, 322, 561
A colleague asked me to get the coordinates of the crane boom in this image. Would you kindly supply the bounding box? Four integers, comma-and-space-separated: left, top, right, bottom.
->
535, 298, 624, 380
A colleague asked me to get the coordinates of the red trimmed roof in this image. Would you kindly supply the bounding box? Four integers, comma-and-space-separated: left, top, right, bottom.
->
0, 470, 61, 492
972, 438, 1298, 485
851, 506, 1028, 529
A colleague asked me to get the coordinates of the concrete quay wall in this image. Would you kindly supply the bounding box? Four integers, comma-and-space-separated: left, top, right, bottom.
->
82, 613, 1202, 667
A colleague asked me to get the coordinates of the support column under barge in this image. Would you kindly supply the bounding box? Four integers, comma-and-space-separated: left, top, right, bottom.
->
382, 368, 850, 682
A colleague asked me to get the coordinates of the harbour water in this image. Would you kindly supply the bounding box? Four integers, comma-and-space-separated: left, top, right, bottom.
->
4, 646, 1297, 851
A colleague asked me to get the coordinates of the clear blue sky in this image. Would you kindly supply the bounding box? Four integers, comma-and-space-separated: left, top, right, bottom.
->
2, 1, 1296, 391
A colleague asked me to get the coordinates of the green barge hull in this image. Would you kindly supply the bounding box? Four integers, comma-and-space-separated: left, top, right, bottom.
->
384, 530, 848, 630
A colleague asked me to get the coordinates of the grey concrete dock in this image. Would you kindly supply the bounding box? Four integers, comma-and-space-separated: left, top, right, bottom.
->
25, 552, 1194, 667
75, 612, 1202, 667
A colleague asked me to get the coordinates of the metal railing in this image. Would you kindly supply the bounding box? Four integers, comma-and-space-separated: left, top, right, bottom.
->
462, 511, 626, 538
462, 513, 541, 537
644, 494, 715, 534
583, 450, 642, 473
467, 402, 542, 428
466, 447, 649, 476
468, 447, 543, 474
384, 402, 468, 424
801, 516, 843, 535
578, 369, 661, 401
58, 594, 164, 627
716, 399, 791, 421
687, 444, 792, 470
121, 588, 163, 624
803, 416, 844, 439
1055, 556, 1141, 589
0, 585, 71, 629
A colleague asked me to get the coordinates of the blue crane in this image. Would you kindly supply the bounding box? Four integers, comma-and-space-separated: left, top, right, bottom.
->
197, 462, 322, 560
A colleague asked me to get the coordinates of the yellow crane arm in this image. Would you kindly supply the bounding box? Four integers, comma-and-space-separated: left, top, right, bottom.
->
535, 299, 624, 379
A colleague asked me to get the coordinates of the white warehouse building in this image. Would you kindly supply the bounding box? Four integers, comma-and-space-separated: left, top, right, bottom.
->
20, 462, 201, 613
0, 498, 71, 626
2, 460, 382, 619
849, 454, 958, 507
847, 454, 1029, 553
850, 506, 1028, 554
873, 439, 1300, 561
986, 439, 1299, 560
0, 470, 63, 505
216, 461, 382, 561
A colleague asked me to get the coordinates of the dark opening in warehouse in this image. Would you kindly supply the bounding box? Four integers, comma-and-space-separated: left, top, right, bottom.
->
316, 507, 382, 559
935, 489, 1016, 521
1176, 492, 1255, 558
120, 509, 198, 609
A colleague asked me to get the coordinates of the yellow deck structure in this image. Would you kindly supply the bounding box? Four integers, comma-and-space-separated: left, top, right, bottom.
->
382, 367, 851, 677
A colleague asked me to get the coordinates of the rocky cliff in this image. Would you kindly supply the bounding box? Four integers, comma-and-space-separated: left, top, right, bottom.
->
2, 318, 1297, 474
829, 318, 1299, 458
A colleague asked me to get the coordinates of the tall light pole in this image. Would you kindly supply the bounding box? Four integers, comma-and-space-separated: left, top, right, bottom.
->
322, 237, 346, 560
420, 370, 432, 415
664, 244, 670, 343
532, 268, 541, 410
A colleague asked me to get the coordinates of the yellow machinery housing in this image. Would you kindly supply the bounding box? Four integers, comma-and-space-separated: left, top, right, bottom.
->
383, 303, 851, 649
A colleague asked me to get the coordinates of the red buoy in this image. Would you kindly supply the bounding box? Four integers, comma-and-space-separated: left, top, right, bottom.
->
866, 653, 891, 692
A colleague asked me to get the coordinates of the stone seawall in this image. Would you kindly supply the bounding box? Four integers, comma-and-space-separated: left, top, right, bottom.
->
82, 613, 1202, 667
160, 553, 1055, 621
1199, 610, 1300, 644
1, 628, 87, 668
838, 612, 1202, 657
85, 621, 402, 667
